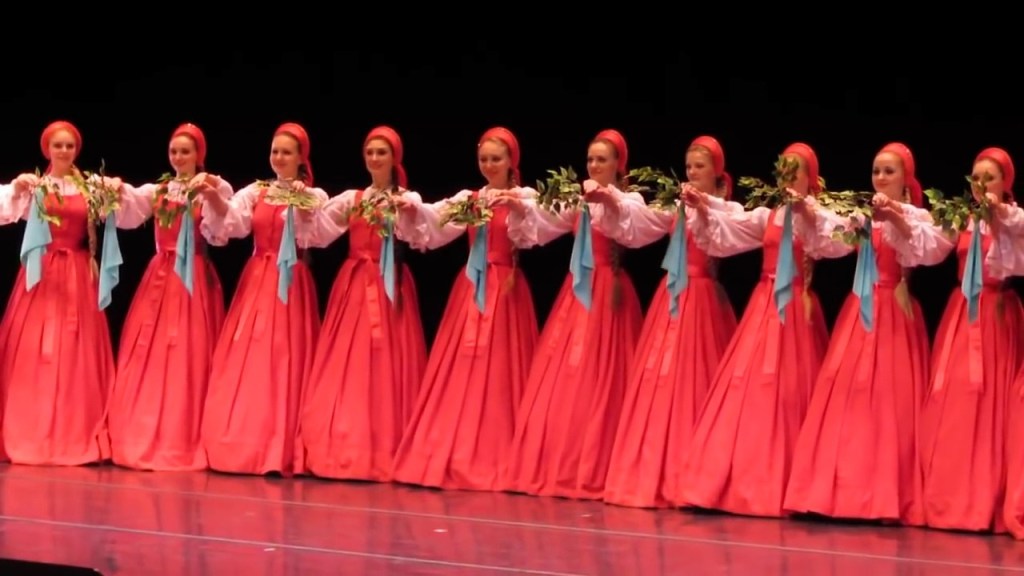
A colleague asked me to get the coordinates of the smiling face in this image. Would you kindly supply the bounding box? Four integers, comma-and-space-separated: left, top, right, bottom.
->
686, 147, 718, 196
270, 133, 301, 180
478, 139, 512, 189
47, 129, 78, 174
587, 140, 618, 186
364, 137, 394, 184
871, 151, 905, 201
168, 134, 199, 177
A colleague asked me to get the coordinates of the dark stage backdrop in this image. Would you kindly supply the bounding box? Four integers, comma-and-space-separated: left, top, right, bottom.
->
0, 46, 1020, 351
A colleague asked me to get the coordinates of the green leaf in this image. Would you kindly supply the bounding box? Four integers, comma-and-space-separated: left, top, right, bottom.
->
816, 189, 873, 219
626, 166, 681, 211
536, 166, 583, 213
351, 191, 401, 232
925, 176, 992, 233
739, 155, 806, 209
66, 163, 122, 221
438, 195, 494, 227
152, 174, 202, 228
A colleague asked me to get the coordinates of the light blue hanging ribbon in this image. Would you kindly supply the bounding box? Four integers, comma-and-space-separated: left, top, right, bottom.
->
20, 187, 52, 291
466, 224, 488, 313
379, 220, 396, 303
962, 219, 983, 323
277, 205, 297, 304
97, 212, 122, 310
569, 205, 595, 310
661, 211, 688, 318
851, 218, 879, 331
174, 208, 195, 295
773, 205, 796, 323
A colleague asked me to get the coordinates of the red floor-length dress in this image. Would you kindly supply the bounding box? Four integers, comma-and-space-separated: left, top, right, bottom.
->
598, 194, 737, 504
677, 197, 848, 517
392, 187, 539, 491
0, 179, 113, 465
601, 199, 738, 508
300, 186, 427, 481
0, 181, 9, 461
912, 218, 1024, 533
996, 205, 1024, 539
106, 179, 233, 471
502, 187, 644, 500
784, 209, 931, 525
200, 182, 329, 475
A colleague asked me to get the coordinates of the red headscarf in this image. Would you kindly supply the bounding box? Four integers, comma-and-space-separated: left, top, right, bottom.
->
690, 135, 732, 199
594, 129, 629, 176
479, 127, 521, 185
365, 126, 408, 189
782, 142, 822, 194
275, 122, 313, 186
878, 142, 922, 207
171, 123, 207, 172
40, 120, 82, 173
975, 147, 1015, 198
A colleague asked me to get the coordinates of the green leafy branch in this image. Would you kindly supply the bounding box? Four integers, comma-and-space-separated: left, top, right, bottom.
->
153, 172, 201, 228
536, 166, 583, 213
626, 166, 681, 211
67, 158, 121, 222
343, 193, 400, 238
738, 155, 802, 209
439, 195, 493, 227
259, 179, 322, 211
32, 167, 64, 226
816, 189, 875, 245
925, 172, 994, 233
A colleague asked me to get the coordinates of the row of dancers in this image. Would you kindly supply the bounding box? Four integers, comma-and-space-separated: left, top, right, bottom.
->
0, 120, 1020, 541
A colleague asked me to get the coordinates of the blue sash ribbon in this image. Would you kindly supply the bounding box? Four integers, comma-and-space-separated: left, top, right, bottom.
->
962, 221, 983, 323
380, 220, 396, 303
174, 207, 195, 295
569, 206, 595, 310
21, 187, 52, 291
277, 205, 297, 304
773, 205, 796, 322
98, 212, 122, 310
466, 224, 488, 313
851, 218, 879, 331
661, 212, 688, 317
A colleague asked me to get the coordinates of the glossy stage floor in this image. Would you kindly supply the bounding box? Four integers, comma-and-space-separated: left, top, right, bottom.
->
0, 465, 1022, 575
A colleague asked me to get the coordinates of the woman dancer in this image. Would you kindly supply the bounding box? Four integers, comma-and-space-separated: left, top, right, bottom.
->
602, 135, 738, 508
300, 125, 428, 482
106, 123, 233, 471
903, 148, 1024, 533
199, 122, 328, 476
783, 142, 930, 525
391, 127, 539, 491
502, 129, 644, 499
677, 142, 849, 517
0, 120, 120, 465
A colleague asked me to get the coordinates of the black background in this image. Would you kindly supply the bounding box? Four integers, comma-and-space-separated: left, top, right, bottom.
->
0, 39, 1017, 351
